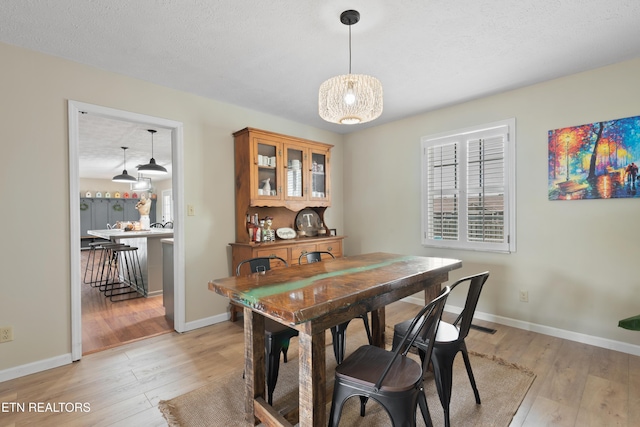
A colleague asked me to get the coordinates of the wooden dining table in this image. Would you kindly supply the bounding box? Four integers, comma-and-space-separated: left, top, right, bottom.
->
208, 252, 462, 427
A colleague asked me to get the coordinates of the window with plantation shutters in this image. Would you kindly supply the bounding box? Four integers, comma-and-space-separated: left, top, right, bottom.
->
421, 119, 516, 253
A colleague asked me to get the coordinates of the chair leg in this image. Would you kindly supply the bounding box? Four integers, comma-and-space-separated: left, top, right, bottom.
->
328, 383, 350, 427
359, 313, 372, 344
359, 396, 368, 417
266, 334, 295, 405
281, 338, 290, 363
331, 320, 351, 364
266, 337, 287, 405
431, 347, 457, 427
417, 387, 434, 427
460, 342, 481, 404
379, 393, 418, 427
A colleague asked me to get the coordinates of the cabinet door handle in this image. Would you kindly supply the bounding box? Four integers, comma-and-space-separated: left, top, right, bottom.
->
327, 247, 333, 251
301, 250, 308, 255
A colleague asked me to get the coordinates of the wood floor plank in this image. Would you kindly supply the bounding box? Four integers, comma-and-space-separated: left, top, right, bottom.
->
574, 374, 628, 426
629, 357, 640, 427
521, 395, 578, 427
588, 346, 629, 385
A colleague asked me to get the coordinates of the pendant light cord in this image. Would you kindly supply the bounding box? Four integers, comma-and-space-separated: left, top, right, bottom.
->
348, 24, 352, 74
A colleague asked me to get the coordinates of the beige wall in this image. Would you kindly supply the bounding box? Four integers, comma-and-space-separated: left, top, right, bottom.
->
343, 58, 640, 349
0, 42, 344, 371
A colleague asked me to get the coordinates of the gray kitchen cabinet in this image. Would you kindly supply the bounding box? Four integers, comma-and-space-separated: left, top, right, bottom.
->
92, 198, 111, 230
162, 239, 174, 326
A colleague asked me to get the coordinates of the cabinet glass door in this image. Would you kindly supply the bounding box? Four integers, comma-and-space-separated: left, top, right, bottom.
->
310, 151, 328, 200
256, 140, 280, 199
285, 146, 305, 200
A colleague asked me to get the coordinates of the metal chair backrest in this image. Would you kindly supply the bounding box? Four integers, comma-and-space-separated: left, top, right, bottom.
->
299, 251, 335, 265
236, 256, 289, 276
375, 286, 450, 390
449, 271, 490, 341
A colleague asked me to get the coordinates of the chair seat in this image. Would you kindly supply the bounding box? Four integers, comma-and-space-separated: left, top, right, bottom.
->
394, 318, 460, 348
336, 345, 423, 393
434, 321, 460, 343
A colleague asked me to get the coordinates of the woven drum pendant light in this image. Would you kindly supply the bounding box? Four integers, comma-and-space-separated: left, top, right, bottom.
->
319, 10, 383, 125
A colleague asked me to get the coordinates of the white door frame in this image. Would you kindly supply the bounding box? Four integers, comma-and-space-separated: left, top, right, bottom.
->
68, 100, 186, 360
161, 189, 173, 223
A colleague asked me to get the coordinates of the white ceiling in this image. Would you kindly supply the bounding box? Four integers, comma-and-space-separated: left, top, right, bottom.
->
2, 1, 640, 177
78, 114, 172, 180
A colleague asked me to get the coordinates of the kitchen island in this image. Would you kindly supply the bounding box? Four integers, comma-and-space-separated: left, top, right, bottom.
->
87, 228, 173, 296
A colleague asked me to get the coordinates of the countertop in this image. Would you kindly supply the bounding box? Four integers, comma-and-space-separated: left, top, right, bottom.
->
161, 238, 174, 244
88, 229, 174, 240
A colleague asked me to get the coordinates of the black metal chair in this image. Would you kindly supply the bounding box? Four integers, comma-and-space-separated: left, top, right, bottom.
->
150, 222, 163, 228
392, 271, 490, 427
298, 251, 372, 364
328, 286, 451, 427
236, 256, 299, 406
163, 221, 173, 229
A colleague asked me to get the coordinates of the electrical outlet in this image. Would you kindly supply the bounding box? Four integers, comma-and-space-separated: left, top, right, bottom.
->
187, 204, 195, 216
0, 326, 13, 343
519, 290, 529, 303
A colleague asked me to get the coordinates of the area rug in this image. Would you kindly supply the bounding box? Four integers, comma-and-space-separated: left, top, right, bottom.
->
159, 332, 535, 427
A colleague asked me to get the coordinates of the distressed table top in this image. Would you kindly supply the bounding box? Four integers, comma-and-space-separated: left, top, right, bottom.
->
209, 252, 462, 326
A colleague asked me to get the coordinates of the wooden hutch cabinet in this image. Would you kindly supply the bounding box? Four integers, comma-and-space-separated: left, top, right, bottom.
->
229, 127, 344, 319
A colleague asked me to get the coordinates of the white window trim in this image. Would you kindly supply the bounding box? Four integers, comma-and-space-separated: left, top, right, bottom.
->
421, 118, 516, 253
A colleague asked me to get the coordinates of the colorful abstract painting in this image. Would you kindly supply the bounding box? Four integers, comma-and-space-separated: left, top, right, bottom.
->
548, 115, 640, 200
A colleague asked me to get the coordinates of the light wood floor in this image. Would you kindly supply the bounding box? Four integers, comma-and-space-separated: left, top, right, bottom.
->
81, 249, 173, 355
1, 301, 639, 426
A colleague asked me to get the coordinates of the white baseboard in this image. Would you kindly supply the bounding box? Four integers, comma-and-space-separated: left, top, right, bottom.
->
402, 296, 640, 357
0, 314, 229, 384
0, 353, 72, 383
182, 312, 229, 332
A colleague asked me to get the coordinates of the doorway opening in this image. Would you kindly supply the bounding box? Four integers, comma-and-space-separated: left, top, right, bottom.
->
68, 101, 185, 360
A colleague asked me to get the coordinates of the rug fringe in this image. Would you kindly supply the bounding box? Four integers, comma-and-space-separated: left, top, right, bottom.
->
468, 350, 536, 377
158, 400, 181, 427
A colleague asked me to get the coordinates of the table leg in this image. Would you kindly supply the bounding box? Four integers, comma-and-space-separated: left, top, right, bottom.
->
370, 307, 386, 348
298, 331, 326, 427
244, 308, 265, 425
424, 273, 449, 304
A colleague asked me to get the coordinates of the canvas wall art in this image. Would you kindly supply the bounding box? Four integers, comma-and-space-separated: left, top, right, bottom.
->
548, 114, 640, 200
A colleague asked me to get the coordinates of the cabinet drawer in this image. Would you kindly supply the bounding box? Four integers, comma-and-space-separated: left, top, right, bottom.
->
255, 248, 289, 268
317, 240, 342, 258
290, 243, 318, 264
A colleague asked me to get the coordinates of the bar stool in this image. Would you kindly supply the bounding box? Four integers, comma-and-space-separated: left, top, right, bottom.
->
83, 241, 104, 285
94, 242, 127, 291
103, 245, 146, 302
